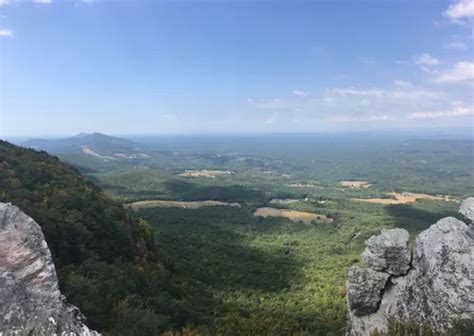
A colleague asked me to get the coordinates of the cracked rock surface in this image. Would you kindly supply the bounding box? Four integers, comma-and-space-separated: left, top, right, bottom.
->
459, 197, 474, 223
346, 201, 474, 336
347, 266, 389, 317
0, 202, 100, 336
362, 228, 410, 276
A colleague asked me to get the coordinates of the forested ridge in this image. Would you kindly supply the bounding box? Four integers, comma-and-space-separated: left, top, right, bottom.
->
0, 141, 199, 335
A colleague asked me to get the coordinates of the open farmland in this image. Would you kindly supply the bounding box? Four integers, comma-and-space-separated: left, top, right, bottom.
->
254, 207, 334, 224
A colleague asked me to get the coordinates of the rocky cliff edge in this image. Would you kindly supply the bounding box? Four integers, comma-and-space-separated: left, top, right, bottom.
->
0, 202, 100, 336
346, 198, 474, 335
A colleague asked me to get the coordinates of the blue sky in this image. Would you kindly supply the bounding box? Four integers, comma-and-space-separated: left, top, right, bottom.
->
0, 0, 473, 136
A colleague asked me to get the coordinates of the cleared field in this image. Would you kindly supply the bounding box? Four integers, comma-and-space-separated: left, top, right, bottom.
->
126, 200, 241, 211
269, 198, 301, 205
353, 192, 457, 205
254, 207, 333, 224
339, 180, 371, 188
179, 169, 232, 178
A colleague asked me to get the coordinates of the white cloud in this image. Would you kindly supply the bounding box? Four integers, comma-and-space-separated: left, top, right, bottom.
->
250, 81, 452, 127
408, 104, 474, 119
409, 112, 445, 119
34, 0, 52, 3
444, 41, 468, 50
0, 0, 11, 6
264, 112, 279, 125
327, 87, 442, 99
368, 115, 394, 121
163, 114, 177, 120
393, 80, 414, 89
434, 61, 474, 83
415, 53, 440, 66
292, 90, 309, 97
443, 0, 474, 21
328, 88, 384, 97
329, 116, 359, 123
0, 29, 13, 37
330, 115, 394, 123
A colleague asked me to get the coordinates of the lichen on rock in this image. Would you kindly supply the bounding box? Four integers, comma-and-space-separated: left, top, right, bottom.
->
459, 197, 474, 224
362, 228, 410, 276
346, 201, 474, 336
0, 202, 100, 336
347, 266, 389, 317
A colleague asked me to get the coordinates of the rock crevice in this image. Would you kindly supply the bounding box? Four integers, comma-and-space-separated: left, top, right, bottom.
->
346, 199, 474, 335
0, 202, 100, 336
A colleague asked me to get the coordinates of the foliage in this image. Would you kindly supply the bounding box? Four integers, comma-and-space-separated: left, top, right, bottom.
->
139, 206, 365, 335
3, 135, 470, 335
0, 141, 196, 335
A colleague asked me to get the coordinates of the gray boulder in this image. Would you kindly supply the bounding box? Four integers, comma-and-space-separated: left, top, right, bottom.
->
347, 266, 389, 317
346, 203, 474, 336
362, 228, 410, 276
459, 197, 474, 223
411, 217, 474, 325
0, 202, 100, 336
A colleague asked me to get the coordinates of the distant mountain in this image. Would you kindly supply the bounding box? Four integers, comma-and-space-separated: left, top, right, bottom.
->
23, 133, 150, 161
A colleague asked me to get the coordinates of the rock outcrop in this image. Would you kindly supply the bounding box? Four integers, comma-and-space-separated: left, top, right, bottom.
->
459, 197, 474, 223
362, 228, 410, 276
346, 202, 474, 335
0, 202, 100, 336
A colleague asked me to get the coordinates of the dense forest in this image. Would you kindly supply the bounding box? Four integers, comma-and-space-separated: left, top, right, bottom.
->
0, 141, 203, 335
1, 139, 470, 335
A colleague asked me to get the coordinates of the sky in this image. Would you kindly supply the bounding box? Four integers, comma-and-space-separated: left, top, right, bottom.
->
0, 0, 473, 136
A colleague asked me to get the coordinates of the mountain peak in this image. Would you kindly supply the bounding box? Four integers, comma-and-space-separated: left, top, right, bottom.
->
73, 132, 112, 139
22, 132, 140, 157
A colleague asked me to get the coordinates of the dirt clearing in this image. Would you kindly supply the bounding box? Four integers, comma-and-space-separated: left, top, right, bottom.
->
352, 192, 456, 205
269, 199, 301, 205
179, 170, 232, 178
254, 207, 333, 224
339, 181, 371, 189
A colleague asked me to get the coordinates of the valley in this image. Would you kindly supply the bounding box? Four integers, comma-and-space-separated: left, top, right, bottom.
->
3, 1, 474, 334
10, 132, 472, 335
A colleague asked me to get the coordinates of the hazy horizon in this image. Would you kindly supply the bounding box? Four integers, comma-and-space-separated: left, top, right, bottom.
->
1, 0, 473, 136
4, 127, 474, 143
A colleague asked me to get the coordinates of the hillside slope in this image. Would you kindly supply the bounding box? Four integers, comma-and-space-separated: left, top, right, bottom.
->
0, 141, 191, 335
23, 132, 147, 157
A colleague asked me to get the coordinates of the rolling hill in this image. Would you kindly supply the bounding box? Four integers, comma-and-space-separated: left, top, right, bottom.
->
22, 132, 150, 161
